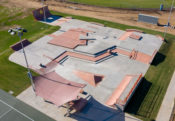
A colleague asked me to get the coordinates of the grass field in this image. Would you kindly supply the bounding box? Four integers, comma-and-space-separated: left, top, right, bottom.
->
68, 0, 173, 9
0, 6, 58, 96
0, 4, 175, 121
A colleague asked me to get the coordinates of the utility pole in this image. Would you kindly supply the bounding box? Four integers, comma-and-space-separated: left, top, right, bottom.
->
8, 27, 35, 92
42, 0, 46, 22
163, 0, 175, 39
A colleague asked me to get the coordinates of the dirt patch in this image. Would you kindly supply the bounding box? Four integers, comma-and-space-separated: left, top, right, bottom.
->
2, 0, 175, 35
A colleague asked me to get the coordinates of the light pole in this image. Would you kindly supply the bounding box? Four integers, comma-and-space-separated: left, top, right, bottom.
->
163, 0, 175, 39
8, 27, 35, 92
41, 0, 46, 22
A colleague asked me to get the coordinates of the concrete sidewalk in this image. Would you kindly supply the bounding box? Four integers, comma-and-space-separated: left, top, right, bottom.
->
156, 71, 175, 121
17, 86, 141, 121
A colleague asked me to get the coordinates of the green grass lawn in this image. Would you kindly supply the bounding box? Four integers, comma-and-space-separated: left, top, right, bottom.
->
0, 4, 175, 121
0, 6, 58, 95
68, 0, 173, 9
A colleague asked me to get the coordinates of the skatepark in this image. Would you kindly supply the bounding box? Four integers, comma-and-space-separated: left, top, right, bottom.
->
7, 6, 164, 120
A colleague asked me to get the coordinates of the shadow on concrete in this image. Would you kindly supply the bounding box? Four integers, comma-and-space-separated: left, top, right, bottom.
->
40, 15, 62, 23
70, 96, 140, 121
151, 52, 166, 66
157, 22, 170, 27
125, 78, 152, 117
70, 96, 125, 121
138, 36, 143, 40
111, 52, 118, 56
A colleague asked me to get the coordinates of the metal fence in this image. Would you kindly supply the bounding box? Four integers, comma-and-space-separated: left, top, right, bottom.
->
138, 14, 159, 25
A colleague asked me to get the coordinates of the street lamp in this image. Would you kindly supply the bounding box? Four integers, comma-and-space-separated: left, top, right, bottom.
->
8, 27, 35, 91
164, 0, 175, 39
41, 0, 47, 22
